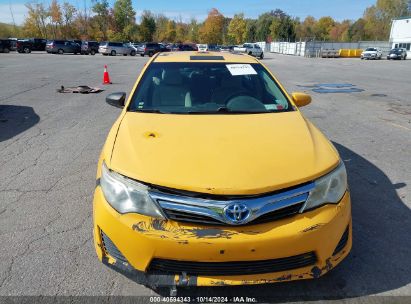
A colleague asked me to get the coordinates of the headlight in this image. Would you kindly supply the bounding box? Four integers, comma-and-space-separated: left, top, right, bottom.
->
302, 162, 347, 211
100, 162, 164, 218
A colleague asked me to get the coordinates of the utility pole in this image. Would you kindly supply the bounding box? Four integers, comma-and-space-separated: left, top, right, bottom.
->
9, 1, 17, 36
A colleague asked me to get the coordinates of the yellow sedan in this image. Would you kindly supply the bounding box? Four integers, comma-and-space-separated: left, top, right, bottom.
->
93, 51, 352, 293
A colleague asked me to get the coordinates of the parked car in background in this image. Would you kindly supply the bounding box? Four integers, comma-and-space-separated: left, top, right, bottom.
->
9, 38, 17, 51
167, 43, 180, 51
361, 47, 382, 60
0, 39, 12, 53
176, 44, 198, 51
81, 41, 99, 55
99, 42, 136, 56
233, 43, 264, 58
386, 48, 407, 60
16, 38, 47, 53
131, 42, 142, 50
207, 44, 220, 52
71, 40, 82, 47
197, 44, 208, 51
220, 45, 235, 52
46, 40, 81, 54
137, 42, 170, 57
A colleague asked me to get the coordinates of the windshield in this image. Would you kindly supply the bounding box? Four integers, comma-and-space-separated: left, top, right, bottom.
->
129, 62, 292, 114
365, 48, 376, 51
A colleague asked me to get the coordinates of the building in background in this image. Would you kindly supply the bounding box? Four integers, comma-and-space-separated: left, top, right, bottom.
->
390, 1, 411, 56
389, 17, 411, 56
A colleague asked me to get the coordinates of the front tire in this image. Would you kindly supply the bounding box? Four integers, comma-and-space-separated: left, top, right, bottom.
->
58, 49, 64, 54
90, 50, 96, 55
259, 52, 264, 59
110, 50, 116, 56
148, 51, 154, 57
130, 50, 136, 56
140, 54, 144, 57
24, 47, 31, 53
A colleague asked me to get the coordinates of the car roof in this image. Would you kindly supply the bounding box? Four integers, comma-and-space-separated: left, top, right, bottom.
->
153, 51, 258, 63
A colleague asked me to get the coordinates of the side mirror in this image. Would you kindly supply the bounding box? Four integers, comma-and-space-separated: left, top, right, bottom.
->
292, 92, 311, 107
106, 92, 126, 108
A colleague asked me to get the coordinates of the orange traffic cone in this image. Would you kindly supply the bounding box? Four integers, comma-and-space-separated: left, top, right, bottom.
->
103, 65, 111, 84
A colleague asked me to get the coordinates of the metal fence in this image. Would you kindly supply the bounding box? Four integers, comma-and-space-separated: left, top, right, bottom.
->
260, 41, 391, 57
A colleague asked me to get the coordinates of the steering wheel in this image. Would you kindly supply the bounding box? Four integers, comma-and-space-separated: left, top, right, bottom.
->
223, 91, 256, 104
223, 91, 266, 112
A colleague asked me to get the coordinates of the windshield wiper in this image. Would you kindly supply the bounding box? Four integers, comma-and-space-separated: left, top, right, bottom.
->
187, 107, 268, 114
130, 109, 169, 113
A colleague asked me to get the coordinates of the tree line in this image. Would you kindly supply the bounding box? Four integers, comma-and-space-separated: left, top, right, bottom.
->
0, 0, 409, 43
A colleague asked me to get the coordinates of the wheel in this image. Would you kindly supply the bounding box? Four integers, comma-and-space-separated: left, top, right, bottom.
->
148, 51, 154, 57
248, 51, 252, 56
58, 49, 64, 54
130, 50, 136, 56
140, 54, 144, 57
3, 48, 10, 53
90, 50, 95, 55
123, 53, 127, 56
103, 53, 108, 56
259, 52, 264, 59
110, 50, 116, 56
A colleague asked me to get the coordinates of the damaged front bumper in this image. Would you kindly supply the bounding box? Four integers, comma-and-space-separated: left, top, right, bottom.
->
93, 186, 352, 287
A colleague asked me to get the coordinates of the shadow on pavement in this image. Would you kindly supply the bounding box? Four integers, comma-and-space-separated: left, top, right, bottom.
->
155, 142, 410, 300
0, 105, 40, 142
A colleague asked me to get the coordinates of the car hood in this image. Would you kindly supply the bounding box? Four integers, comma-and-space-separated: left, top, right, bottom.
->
110, 112, 340, 195
363, 51, 377, 54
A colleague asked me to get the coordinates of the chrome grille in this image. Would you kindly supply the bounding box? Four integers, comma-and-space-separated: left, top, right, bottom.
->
149, 182, 314, 226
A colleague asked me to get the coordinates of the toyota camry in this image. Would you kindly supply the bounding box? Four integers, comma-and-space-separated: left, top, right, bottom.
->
93, 51, 352, 294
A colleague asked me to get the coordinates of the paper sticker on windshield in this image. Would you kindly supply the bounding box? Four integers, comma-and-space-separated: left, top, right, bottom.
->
226, 64, 257, 76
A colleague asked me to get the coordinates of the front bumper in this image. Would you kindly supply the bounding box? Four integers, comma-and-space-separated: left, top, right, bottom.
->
93, 187, 352, 287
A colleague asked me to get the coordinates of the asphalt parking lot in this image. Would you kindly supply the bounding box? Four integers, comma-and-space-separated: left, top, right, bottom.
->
0, 52, 410, 301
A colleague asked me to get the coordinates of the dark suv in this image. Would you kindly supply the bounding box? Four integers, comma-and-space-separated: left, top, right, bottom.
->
16, 38, 47, 53
137, 43, 170, 57
0, 39, 12, 53
81, 41, 99, 55
176, 44, 198, 51
387, 48, 407, 60
46, 40, 81, 54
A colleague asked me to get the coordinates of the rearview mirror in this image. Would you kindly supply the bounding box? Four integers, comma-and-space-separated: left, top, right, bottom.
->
106, 92, 126, 108
291, 92, 311, 107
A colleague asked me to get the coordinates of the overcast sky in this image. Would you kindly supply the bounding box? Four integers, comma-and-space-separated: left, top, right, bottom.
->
0, 0, 376, 25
